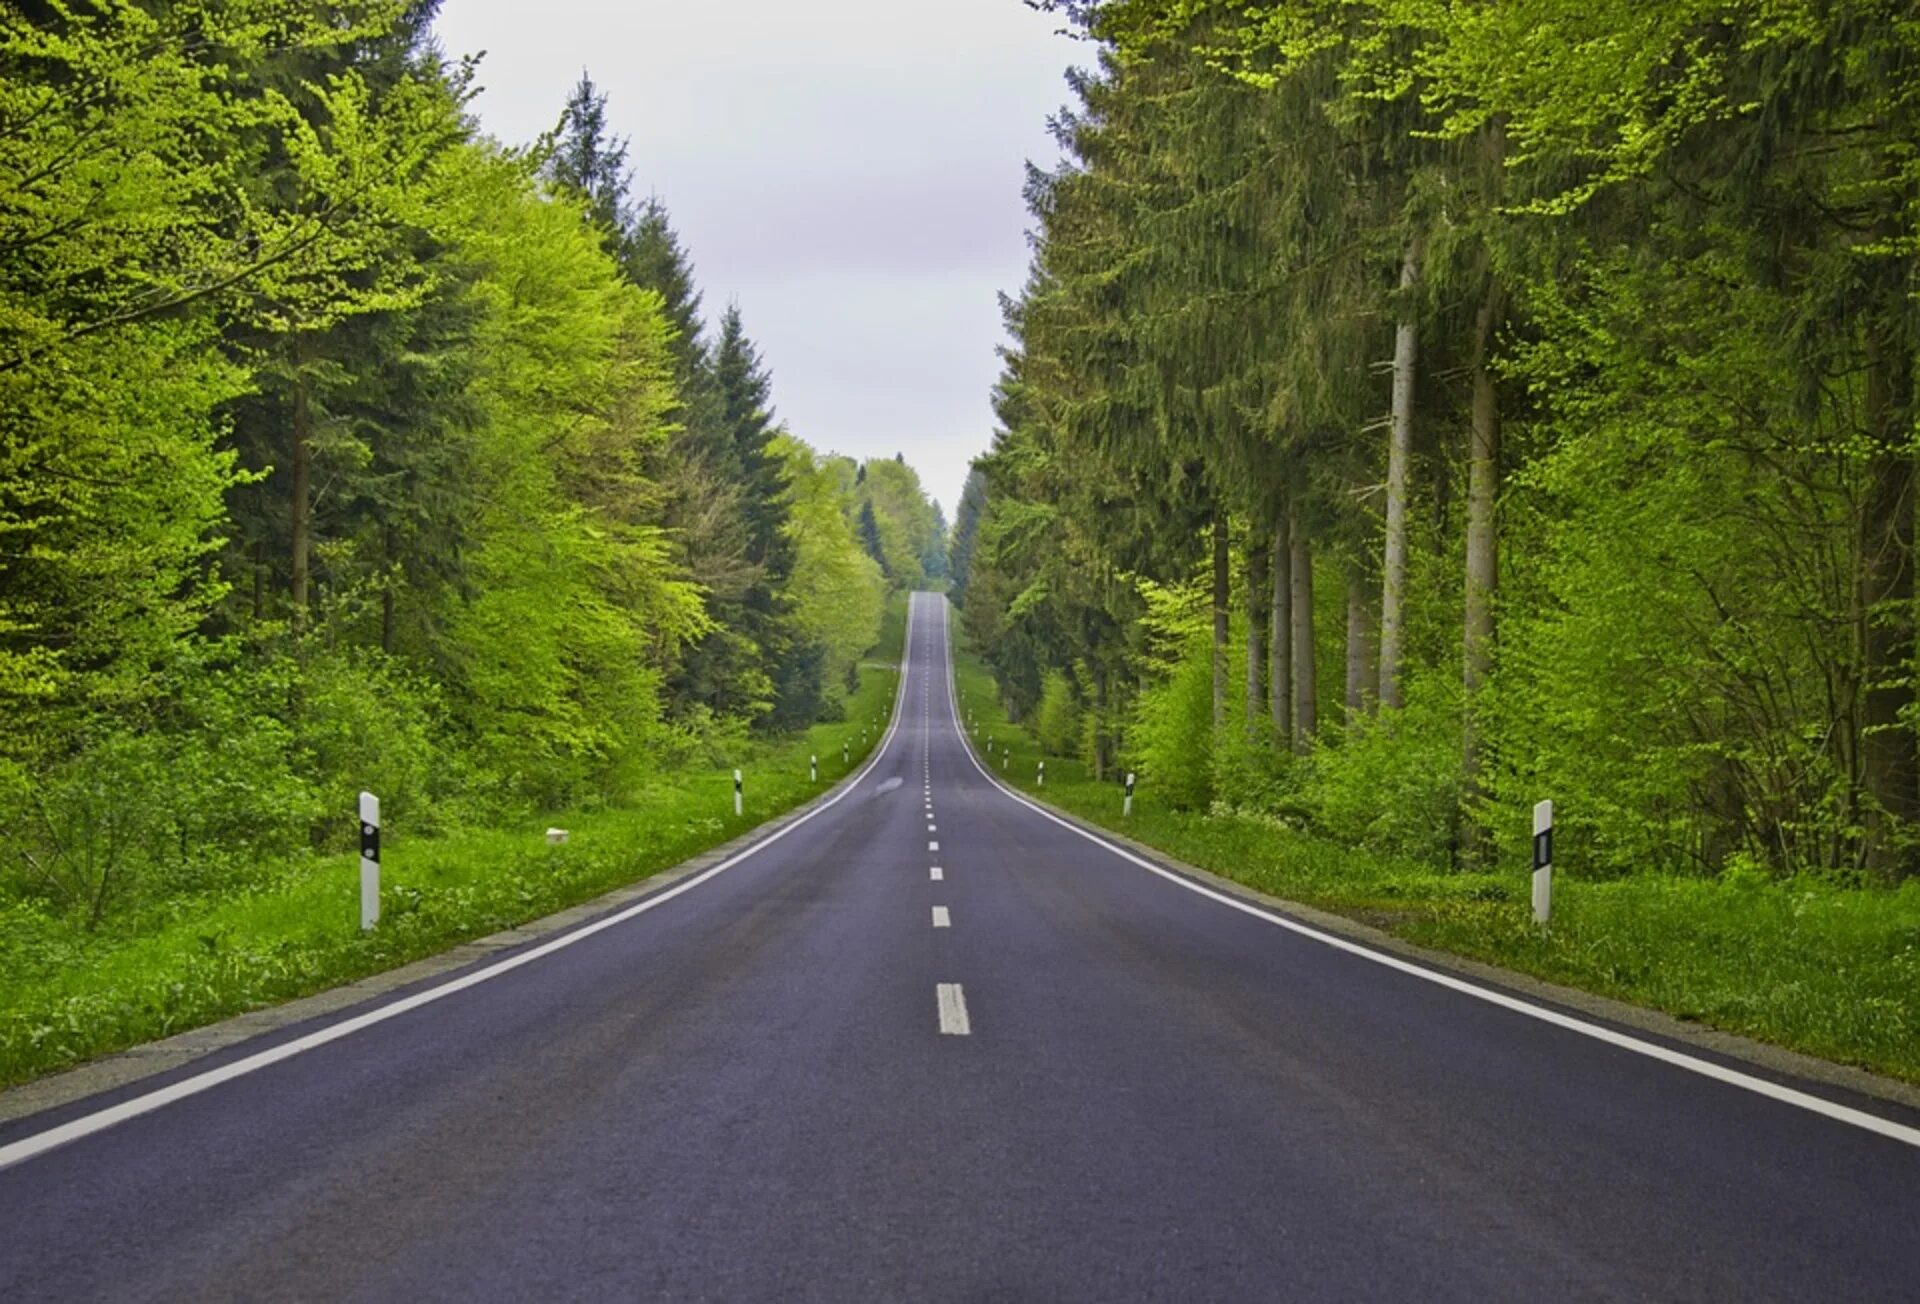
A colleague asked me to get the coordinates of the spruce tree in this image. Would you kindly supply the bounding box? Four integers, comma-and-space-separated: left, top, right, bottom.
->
548, 72, 633, 240
857, 501, 887, 571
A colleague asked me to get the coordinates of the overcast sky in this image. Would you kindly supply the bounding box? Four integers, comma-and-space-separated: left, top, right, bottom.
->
430, 0, 1081, 517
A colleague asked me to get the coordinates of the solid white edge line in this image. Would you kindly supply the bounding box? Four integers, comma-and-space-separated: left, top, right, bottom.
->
936, 982, 971, 1035
0, 598, 930, 1174
931, 598, 1920, 1150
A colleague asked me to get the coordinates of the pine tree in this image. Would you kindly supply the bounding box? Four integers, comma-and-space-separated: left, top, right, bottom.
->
858, 501, 887, 571
713, 305, 793, 584
949, 469, 988, 604
548, 72, 633, 239
624, 199, 710, 383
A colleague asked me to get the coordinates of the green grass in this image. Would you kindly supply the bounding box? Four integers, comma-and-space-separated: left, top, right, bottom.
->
0, 596, 908, 1087
953, 645, 1920, 1084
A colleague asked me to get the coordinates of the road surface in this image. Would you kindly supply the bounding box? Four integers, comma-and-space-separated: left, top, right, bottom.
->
2, 592, 1916, 1300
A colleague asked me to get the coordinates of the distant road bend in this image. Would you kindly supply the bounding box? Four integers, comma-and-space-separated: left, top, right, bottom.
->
2, 592, 1917, 1300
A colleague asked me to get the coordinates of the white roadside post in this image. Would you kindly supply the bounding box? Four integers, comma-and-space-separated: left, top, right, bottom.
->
734, 769, 743, 818
358, 791, 380, 932
843, 742, 849, 765
1532, 799, 1554, 926
1124, 772, 1136, 818
1037, 760, 1045, 787
810, 754, 818, 783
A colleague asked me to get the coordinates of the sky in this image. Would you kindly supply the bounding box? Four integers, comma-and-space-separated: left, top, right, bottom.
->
430, 0, 1083, 517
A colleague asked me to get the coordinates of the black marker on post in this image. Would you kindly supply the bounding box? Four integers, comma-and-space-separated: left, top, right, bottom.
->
358, 791, 380, 931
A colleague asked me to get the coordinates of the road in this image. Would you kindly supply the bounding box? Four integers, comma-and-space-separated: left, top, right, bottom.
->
2, 591, 1917, 1301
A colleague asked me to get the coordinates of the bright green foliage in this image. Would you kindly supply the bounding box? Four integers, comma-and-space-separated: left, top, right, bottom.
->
1132, 637, 1216, 810
857, 456, 944, 589
1033, 670, 1081, 757
0, 13, 941, 947
0, 1, 433, 719
1304, 670, 1461, 863
776, 435, 888, 713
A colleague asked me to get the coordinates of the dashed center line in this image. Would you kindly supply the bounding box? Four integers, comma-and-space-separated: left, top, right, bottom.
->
930, 866, 943, 881
936, 983, 971, 1035
929, 840, 939, 852
932, 905, 950, 928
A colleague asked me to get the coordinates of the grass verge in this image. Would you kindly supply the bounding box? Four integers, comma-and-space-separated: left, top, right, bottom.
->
952, 642, 1920, 1084
0, 597, 908, 1087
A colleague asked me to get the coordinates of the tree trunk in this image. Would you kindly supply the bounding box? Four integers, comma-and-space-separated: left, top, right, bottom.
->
1861, 325, 1918, 877
1345, 561, 1376, 718
1212, 512, 1230, 732
289, 364, 312, 632
1290, 497, 1316, 745
1270, 510, 1292, 743
1246, 531, 1269, 736
1379, 231, 1422, 710
1463, 274, 1504, 801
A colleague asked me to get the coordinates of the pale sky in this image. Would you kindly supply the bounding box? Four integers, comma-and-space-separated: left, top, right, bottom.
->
430, 0, 1080, 518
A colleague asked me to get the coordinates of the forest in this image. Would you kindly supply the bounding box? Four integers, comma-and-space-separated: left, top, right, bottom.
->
956, 0, 1920, 885
0, 0, 945, 1077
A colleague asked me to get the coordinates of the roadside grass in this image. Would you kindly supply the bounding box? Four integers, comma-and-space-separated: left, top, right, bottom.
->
0, 598, 907, 1087
952, 646, 1920, 1084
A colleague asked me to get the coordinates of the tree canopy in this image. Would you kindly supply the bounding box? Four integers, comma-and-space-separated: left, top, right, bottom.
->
0, 13, 940, 927
965, 0, 1920, 879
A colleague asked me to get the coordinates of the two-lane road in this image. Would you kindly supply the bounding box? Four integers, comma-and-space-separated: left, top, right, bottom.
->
2, 592, 1916, 1300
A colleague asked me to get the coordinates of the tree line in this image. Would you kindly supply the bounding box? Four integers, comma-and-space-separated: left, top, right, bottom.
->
0, 1, 943, 925
955, 0, 1919, 879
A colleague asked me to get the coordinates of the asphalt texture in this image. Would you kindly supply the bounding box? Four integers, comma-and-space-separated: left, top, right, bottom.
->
2, 591, 1917, 1301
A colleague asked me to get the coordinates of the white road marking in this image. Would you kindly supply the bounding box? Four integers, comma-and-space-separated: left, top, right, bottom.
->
0, 602, 934, 1174
930, 598, 1920, 1150
931, 867, 943, 881
929, 841, 939, 852
932, 906, 951, 928
928, 823, 937, 832
937, 983, 971, 1035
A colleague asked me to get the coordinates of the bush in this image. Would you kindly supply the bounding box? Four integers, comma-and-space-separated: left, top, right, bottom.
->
1131, 632, 1215, 810
293, 646, 451, 843
2, 731, 168, 927
149, 662, 319, 893
1032, 669, 1080, 757
1301, 670, 1462, 865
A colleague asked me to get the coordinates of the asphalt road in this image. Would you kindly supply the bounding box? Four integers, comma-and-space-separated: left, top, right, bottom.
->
3, 591, 1917, 1301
